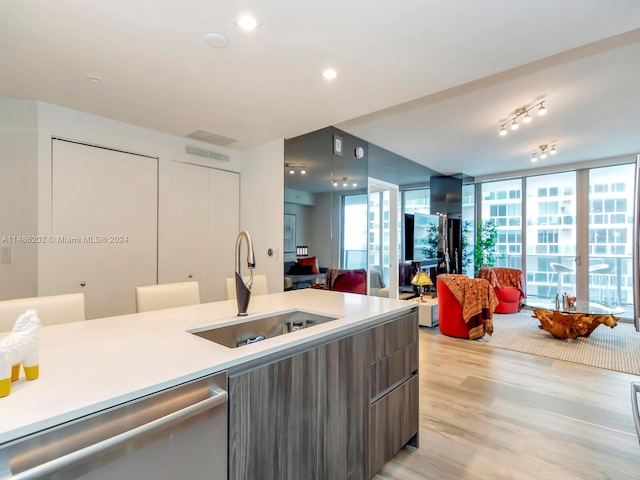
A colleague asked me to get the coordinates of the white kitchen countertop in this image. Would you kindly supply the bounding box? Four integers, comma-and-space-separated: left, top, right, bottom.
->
0, 289, 413, 445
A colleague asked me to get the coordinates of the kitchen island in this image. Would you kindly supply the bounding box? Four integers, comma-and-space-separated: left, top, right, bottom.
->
0, 289, 418, 479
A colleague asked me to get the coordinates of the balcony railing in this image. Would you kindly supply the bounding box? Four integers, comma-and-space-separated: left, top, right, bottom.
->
522, 254, 631, 308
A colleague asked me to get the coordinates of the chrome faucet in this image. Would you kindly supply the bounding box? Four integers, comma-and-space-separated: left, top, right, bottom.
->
235, 230, 256, 316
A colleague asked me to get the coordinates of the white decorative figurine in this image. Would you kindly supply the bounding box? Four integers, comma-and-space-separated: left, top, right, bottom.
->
0, 309, 41, 397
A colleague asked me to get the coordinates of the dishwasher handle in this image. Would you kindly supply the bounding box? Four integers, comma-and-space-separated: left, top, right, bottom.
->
7, 388, 228, 479
632, 382, 640, 444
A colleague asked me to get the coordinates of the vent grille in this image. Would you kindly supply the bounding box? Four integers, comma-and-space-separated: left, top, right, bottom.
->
185, 146, 230, 162
186, 129, 237, 146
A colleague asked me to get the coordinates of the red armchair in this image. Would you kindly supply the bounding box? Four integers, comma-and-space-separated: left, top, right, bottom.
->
437, 274, 499, 340
477, 267, 526, 314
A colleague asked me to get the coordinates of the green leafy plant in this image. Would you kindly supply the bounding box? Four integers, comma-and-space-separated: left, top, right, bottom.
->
461, 220, 474, 276
421, 222, 439, 260
474, 219, 501, 274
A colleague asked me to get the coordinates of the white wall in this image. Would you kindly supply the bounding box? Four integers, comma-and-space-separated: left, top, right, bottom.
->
240, 139, 285, 294
2, 100, 244, 299
0, 100, 39, 300
2, 101, 286, 301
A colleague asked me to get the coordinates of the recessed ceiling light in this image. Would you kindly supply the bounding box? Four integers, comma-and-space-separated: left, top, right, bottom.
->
204, 33, 229, 48
322, 69, 338, 80
85, 74, 102, 84
235, 14, 259, 32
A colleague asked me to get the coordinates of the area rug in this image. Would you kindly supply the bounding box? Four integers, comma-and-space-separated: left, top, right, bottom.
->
478, 309, 640, 376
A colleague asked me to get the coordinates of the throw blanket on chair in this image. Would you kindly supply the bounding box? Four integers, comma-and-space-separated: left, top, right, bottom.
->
477, 267, 527, 299
439, 274, 499, 340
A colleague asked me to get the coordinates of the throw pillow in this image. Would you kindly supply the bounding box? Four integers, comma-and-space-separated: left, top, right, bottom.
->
289, 263, 314, 275
297, 256, 319, 274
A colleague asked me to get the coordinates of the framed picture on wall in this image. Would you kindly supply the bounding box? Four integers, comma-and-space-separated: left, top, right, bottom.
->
284, 214, 296, 253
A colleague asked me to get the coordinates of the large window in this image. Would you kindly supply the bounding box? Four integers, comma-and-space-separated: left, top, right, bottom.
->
461, 184, 475, 276
481, 179, 522, 269
588, 164, 635, 308
403, 189, 430, 215
525, 171, 576, 297
342, 194, 367, 269
477, 163, 635, 318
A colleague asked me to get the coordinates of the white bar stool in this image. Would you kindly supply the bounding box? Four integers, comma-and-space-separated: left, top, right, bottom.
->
549, 262, 575, 297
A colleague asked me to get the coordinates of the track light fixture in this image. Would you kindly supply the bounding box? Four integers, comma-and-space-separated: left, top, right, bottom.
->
331, 176, 357, 188
285, 163, 307, 175
499, 100, 547, 136
530, 143, 557, 163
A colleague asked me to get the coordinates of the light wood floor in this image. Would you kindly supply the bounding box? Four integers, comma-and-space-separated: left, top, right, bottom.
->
375, 327, 640, 479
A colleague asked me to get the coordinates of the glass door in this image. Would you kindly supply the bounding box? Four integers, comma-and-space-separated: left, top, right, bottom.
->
525, 172, 577, 299
588, 164, 635, 319
368, 178, 398, 299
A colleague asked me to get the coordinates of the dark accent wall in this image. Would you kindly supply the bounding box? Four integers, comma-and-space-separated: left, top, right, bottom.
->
430, 176, 463, 275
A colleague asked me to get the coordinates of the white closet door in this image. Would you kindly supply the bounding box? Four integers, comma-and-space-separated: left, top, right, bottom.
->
167, 162, 210, 302
51, 139, 158, 319
208, 169, 239, 302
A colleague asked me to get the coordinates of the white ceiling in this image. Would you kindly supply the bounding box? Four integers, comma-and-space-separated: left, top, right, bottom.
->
1, 1, 639, 178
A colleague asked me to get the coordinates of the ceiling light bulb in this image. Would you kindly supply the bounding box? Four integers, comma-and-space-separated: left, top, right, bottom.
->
540, 150, 547, 159
289, 168, 295, 175
531, 154, 538, 163
352, 182, 357, 187
236, 14, 259, 32
523, 112, 532, 123
343, 181, 348, 187
550, 145, 557, 155
510, 119, 519, 130
538, 103, 547, 115
300, 168, 306, 175
499, 126, 507, 136
322, 69, 337, 80
332, 181, 338, 187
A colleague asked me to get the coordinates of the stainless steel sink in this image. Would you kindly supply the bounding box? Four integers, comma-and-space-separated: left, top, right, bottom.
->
190, 310, 339, 348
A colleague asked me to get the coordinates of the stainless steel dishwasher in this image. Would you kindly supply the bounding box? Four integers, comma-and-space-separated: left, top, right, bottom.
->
0, 372, 227, 480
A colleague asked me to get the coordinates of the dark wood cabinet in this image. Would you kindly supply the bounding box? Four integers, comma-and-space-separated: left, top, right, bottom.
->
228, 310, 418, 480
369, 375, 419, 476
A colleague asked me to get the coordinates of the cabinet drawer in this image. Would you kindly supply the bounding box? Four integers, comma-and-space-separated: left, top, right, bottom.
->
370, 342, 418, 400
371, 311, 418, 361
369, 375, 419, 477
